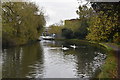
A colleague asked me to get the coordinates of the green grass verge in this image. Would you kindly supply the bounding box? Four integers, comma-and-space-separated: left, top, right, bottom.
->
98, 43, 113, 51
98, 51, 117, 78
97, 43, 118, 78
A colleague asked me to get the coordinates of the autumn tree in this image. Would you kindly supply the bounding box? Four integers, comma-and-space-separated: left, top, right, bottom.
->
87, 2, 120, 43
2, 2, 46, 47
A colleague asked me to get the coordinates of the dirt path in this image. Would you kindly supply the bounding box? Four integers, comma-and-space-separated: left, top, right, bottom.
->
102, 43, 120, 78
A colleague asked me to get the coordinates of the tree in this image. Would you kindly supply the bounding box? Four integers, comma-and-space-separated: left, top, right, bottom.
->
64, 19, 81, 32
75, 5, 94, 39
62, 28, 73, 39
48, 24, 63, 34
86, 2, 120, 43
86, 13, 119, 41
47, 24, 64, 39
2, 2, 46, 47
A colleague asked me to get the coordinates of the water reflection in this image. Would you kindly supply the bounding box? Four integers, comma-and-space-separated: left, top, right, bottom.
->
2, 42, 43, 78
2, 40, 106, 78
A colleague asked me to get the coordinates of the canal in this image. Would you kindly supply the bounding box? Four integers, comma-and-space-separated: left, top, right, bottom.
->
2, 40, 107, 78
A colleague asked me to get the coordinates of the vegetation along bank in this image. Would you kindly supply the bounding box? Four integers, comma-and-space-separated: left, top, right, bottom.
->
2, 1, 120, 78
2, 2, 46, 48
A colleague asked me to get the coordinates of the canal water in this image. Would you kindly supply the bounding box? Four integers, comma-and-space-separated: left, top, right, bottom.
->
2, 40, 107, 78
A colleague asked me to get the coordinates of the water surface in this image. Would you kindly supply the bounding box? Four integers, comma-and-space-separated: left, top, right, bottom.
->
2, 40, 106, 78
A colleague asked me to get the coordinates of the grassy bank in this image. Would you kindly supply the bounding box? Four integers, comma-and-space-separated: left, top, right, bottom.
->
98, 50, 117, 78
97, 43, 118, 78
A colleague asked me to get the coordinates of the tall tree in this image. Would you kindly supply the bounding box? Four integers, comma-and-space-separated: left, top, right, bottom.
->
2, 2, 46, 47
86, 2, 120, 42
76, 5, 94, 39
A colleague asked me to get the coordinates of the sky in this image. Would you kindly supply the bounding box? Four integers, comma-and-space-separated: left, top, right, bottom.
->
30, 0, 87, 27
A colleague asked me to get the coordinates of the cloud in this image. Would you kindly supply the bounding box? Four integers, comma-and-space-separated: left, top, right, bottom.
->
31, 0, 79, 26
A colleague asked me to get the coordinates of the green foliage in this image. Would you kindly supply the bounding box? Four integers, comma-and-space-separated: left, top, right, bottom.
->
91, 2, 120, 18
87, 2, 120, 43
98, 50, 117, 78
2, 2, 46, 47
47, 24, 64, 39
76, 5, 94, 20
74, 5, 94, 39
48, 24, 64, 34
113, 32, 120, 43
64, 19, 81, 32
64, 5, 93, 39
62, 5, 94, 39
0, 2, 2, 38
62, 28, 73, 39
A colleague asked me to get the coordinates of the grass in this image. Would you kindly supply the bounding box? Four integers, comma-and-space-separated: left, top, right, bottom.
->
97, 43, 118, 78
98, 50, 118, 78
98, 43, 113, 51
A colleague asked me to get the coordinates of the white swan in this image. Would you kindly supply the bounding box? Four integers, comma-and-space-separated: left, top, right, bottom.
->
61, 45, 69, 50
70, 44, 77, 49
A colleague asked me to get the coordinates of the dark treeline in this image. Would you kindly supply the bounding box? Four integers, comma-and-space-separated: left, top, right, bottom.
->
48, 2, 120, 43
2, 2, 120, 48
2, 2, 46, 48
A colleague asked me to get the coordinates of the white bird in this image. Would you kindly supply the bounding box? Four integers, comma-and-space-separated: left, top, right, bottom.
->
70, 44, 77, 49
61, 45, 69, 50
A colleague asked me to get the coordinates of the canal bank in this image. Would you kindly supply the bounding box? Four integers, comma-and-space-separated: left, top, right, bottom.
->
55, 39, 120, 78
98, 43, 120, 78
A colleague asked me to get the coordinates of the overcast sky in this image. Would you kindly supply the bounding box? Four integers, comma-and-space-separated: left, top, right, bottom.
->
30, 0, 88, 27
